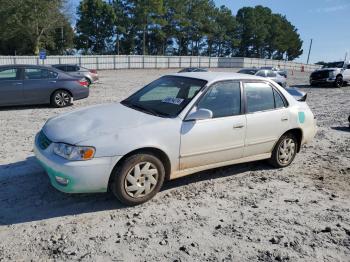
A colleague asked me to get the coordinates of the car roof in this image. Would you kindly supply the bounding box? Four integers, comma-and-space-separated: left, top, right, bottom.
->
52, 64, 78, 67
169, 71, 267, 83
0, 64, 53, 69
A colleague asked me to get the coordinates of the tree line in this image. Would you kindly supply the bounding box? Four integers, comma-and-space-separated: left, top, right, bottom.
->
0, 0, 304, 61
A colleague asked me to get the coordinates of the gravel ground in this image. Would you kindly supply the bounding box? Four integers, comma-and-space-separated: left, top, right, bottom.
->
0, 68, 349, 261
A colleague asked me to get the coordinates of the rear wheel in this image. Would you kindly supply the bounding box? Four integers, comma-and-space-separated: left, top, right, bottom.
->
269, 133, 298, 168
111, 153, 165, 206
51, 90, 72, 108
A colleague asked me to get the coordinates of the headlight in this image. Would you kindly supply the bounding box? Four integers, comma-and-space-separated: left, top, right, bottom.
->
53, 143, 95, 161
329, 71, 335, 78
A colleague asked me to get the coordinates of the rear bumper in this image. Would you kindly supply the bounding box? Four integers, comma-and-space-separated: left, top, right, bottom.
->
34, 133, 118, 193
73, 87, 89, 101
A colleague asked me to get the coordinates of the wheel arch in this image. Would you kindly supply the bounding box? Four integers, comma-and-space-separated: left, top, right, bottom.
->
50, 88, 73, 100
107, 147, 172, 191
281, 128, 303, 153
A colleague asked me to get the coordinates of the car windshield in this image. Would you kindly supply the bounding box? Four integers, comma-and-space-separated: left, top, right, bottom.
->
121, 76, 207, 118
322, 62, 344, 68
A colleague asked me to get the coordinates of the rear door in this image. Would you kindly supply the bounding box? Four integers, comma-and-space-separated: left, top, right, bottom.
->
0, 67, 23, 106
243, 81, 290, 157
22, 67, 59, 104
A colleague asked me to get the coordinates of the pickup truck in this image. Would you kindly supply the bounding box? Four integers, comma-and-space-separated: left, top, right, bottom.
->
310, 61, 350, 87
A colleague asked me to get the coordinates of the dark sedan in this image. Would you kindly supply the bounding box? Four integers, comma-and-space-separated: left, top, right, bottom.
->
0, 65, 89, 107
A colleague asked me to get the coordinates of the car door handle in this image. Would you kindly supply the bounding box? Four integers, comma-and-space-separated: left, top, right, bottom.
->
13, 82, 22, 85
49, 81, 57, 83
233, 123, 245, 129
281, 117, 289, 121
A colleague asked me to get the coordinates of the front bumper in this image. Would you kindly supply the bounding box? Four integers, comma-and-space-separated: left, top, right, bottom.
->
34, 133, 118, 194
310, 78, 335, 85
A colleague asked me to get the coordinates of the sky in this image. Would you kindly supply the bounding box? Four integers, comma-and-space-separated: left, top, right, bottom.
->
70, 0, 350, 64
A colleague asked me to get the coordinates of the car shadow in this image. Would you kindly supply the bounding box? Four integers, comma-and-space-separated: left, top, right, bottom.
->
0, 104, 51, 111
331, 126, 350, 132
0, 156, 273, 226
292, 84, 349, 89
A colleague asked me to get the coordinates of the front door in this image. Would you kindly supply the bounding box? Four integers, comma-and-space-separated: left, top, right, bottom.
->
243, 81, 289, 157
180, 81, 246, 170
0, 67, 23, 106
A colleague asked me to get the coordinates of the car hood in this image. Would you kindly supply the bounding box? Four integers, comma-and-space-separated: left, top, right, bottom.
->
43, 103, 160, 144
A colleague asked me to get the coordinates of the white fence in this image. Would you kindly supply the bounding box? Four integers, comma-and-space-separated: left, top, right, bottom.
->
0, 55, 320, 72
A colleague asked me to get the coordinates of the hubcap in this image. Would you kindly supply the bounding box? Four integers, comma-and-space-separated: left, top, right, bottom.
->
55, 92, 70, 106
124, 162, 158, 198
277, 138, 296, 165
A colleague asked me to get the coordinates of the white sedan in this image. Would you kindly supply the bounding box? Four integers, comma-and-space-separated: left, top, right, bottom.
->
34, 72, 317, 205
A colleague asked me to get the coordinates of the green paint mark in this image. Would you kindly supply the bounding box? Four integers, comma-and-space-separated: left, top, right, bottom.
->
298, 112, 305, 124
37, 159, 107, 193
37, 159, 76, 193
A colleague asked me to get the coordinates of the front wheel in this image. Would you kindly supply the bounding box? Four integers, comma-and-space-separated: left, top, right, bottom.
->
269, 133, 298, 168
111, 153, 165, 206
51, 90, 72, 108
334, 75, 343, 88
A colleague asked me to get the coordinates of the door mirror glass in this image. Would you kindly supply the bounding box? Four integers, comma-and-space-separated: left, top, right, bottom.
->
186, 108, 213, 121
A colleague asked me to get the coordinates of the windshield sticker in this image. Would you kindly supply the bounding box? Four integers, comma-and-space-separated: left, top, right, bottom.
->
162, 97, 184, 105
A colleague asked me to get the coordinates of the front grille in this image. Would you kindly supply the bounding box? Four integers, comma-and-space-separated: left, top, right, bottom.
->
311, 71, 329, 80
38, 131, 52, 150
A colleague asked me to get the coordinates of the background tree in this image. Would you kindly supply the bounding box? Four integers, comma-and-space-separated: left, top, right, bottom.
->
0, 0, 73, 55
75, 0, 116, 54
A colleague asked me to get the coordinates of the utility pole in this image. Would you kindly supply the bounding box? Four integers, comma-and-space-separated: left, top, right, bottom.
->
306, 39, 313, 64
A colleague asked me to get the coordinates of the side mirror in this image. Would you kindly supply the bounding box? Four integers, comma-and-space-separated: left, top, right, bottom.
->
186, 108, 213, 121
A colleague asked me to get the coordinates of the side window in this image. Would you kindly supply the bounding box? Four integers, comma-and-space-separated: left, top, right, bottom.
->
24, 68, 49, 80
66, 66, 77, 72
197, 81, 241, 118
0, 68, 18, 81
273, 89, 286, 108
256, 71, 266, 77
245, 82, 275, 113
267, 71, 276, 77
56, 66, 66, 71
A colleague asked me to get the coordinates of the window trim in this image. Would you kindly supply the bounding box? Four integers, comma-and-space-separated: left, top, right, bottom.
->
242, 80, 289, 115
184, 79, 244, 121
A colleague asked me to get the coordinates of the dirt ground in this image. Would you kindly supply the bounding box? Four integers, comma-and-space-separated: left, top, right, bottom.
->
0, 68, 349, 261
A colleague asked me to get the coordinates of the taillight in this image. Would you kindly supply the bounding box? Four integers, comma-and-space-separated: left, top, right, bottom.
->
89, 69, 97, 74
77, 79, 88, 87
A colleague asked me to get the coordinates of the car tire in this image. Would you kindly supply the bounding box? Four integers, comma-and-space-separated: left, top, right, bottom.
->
269, 133, 298, 168
50, 90, 72, 108
334, 75, 343, 88
111, 153, 165, 206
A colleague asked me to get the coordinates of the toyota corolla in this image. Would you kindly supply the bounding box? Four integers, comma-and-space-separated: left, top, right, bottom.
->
34, 72, 317, 205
